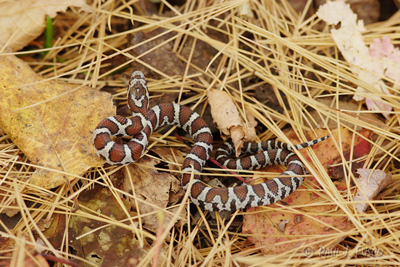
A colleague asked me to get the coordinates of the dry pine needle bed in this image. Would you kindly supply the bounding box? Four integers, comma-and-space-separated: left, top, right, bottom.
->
0, 0, 400, 266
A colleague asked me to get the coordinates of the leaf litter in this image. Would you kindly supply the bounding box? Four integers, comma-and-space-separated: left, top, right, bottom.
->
0, 0, 399, 266
242, 128, 364, 255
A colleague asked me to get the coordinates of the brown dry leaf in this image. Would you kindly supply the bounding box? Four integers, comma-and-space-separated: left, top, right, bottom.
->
353, 169, 392, 213
310, 98, 382, 130
207, 89, 243, 138
69, 186, 149, 267
0, 237, 16, 259
129, 28, 185, 106
121, 154, 185, 232
152, 147, 186, 206
40, 213, 66, 250
129, 22, 223, 103
0, 237, 49, 267
207, 89, 259, 156
24, 254, 50, 267
326, 128, 373, 179
229, 125, 246, 156
0, 45, 115, 189
242, 128, 360, 254
0, 188, 19, 217
0, 0, 91, 51
152, 147, 184, 172
244, 108, 258, 141
2, 206, 18, 217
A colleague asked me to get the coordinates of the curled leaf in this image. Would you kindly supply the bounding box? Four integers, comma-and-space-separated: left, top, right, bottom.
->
207, 89, 257, 156
353, 169, 392, 213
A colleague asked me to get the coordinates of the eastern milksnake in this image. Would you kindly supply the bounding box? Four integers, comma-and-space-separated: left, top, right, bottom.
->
93, 71, 329, 212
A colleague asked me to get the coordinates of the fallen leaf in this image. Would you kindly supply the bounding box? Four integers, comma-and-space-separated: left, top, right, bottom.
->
152, 147, 186, 206
121, 154, 185, 232
152, 147, 184, 172
129, 28, 185, 106
237, 2, 254, 20
317, 1, 393, 118
310, 98, 383, 130
25, 253, 50, 267
326, 128, 373, 179
39, 213, 66, 250
207, 89, 242, 138
69, 186, 149, 267
0, 236, 16, 256
353, 169, 392, 213
0, 236, 49, 267
0, 44, 115, 189
0, 0, 91, 51
0, 188, 19, 217
207, 89, 257, 156
128, 24, 224, 103
244, 107, 258, 141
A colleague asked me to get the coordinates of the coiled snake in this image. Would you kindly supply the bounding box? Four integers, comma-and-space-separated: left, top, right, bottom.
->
93, 71, 329, 212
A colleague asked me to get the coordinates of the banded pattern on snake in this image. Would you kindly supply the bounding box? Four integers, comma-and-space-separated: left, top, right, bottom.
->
93, 71, 329, 212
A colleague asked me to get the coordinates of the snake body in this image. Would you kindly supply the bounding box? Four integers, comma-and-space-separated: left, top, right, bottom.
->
93, 71, 329, 212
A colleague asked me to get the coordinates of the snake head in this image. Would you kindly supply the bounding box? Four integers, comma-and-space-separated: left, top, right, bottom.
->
127, 71, 149, 111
